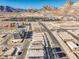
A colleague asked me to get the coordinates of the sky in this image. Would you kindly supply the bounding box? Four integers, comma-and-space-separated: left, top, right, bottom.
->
0, 0, 77, 9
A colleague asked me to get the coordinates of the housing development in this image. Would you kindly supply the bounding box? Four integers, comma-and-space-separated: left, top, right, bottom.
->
0, 0, 79, 59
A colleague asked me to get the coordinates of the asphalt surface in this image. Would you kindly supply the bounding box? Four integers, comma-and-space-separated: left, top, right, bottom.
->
39, 22, 70, 59
39, 22, 60, 59
39, 22, 60, 46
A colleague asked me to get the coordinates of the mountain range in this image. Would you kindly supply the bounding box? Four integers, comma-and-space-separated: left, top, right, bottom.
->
0, 2, 79, 15
0, 6, 26, 12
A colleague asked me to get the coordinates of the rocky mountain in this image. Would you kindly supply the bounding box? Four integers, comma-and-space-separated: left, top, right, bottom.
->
0, 6, 26, 12
1, 2, 79, 16
59, 1, 79, 15
40, 5, 59, 14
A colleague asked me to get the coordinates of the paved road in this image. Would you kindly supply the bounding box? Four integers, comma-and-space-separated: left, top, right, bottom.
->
40, 22, 79, 59
39, 22, 60, 46
43, 33, 54, 59
66, 30, 79, 58
52, 31, 78, 59
39, 22, 60, 59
